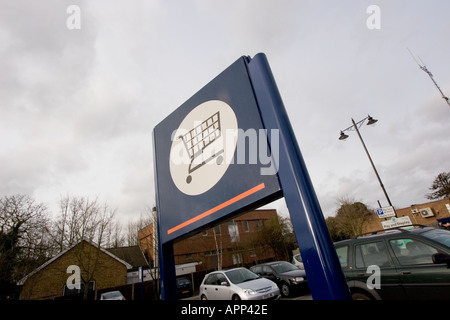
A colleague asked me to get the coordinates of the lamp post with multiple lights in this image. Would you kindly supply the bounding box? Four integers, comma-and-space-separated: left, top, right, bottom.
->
339, 115, 393, 208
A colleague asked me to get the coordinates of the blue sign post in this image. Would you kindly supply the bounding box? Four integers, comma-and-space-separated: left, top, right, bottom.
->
153, 53, 351, 300
247, 53, 351, 299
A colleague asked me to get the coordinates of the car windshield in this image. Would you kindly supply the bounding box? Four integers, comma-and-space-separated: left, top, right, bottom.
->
177, 278, 190, 285
103, 291, 121, 299
270, 261, 298, 274
421, 229, 450, 249
225, 268, 260, 284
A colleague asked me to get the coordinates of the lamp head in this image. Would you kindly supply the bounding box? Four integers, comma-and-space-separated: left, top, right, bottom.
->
339, 131, 349, 140
366, 115, 378, 126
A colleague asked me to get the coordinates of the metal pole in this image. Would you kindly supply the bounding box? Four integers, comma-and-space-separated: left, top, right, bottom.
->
248, 53, 351, 300
351, 118, 393, 207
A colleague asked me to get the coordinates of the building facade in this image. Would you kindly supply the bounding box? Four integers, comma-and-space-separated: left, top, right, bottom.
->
18, 240, 132, 300
138, 209, 279, 271
363, 198, 450, 233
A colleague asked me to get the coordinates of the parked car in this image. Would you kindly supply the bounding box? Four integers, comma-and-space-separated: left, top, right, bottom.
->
199, 267, 280, 300
334, 225, 450, 300
176, 277, 193, 298
100, 290, 126, 300
292, 253, 304, 269
250, 261, 308, 297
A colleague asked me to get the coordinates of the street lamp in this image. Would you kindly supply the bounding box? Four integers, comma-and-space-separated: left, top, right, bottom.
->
339, 115, 393, 207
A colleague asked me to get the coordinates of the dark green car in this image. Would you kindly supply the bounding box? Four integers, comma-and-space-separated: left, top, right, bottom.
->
334, 225, 450, 300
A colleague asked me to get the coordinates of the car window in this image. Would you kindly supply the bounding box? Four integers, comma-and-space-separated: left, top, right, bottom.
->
355, 241, 391, 268
225, 268, 259, 284
252, 266, 262, 274
294, 254, 303, 263
177, 278, 190, 286
336, 246, 348, 268
204, 274, 217, 285
270, 261, 298, 273
102, 291, 121, 299
215, 273, 227, 285
262, 265, 272, 274
389, 238, 438, 265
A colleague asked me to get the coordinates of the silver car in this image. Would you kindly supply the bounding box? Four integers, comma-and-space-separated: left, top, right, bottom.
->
100, 290, 126, 300
199, 267, 280, 300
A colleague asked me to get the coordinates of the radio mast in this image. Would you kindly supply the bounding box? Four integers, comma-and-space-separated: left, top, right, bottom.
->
408, 48, 450, 108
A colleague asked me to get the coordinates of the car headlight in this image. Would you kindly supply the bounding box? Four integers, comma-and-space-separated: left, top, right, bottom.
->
243, 289, 257, 295
289, 277, 304, 284
271, 282, 278, 290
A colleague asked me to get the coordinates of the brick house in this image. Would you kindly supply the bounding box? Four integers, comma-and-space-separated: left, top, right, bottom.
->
139, 209, 279, 271
18, 240, 132, 300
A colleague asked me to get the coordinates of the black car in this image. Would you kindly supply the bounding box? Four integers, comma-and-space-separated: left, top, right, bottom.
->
176, 277, 193, 298
334, 225, 450, 300
250, 261, 308, 297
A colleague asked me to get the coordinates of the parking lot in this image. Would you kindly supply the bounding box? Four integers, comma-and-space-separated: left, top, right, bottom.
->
181, 291, 312, 301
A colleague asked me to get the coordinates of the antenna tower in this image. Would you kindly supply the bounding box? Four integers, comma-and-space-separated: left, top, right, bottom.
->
408, 48, 450, 108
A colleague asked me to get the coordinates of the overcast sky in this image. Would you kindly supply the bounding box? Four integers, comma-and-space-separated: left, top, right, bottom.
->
1, 0, 449, 225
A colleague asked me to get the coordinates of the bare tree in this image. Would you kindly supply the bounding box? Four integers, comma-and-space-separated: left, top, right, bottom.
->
103, 220, 126, 248
326, 197, 375, 241
50, 196, 116, 299
51, 196, 116, 250
253, 214, 295, 261
125, 213, 153, 246
0, 195, 51, 296
426, 172, 450, 200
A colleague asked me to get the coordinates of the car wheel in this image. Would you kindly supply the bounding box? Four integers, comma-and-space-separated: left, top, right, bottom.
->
281, 283, 291, 297
232, 294, 241, 300
351, 292, 372, 300
200, 294, 208, 300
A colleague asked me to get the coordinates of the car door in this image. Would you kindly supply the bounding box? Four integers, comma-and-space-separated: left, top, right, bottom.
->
202, 274, 219, 299
213, 273, 233, 300
388, 237, 450, 300
262, 265, 279, 284
352, 240, 405, 299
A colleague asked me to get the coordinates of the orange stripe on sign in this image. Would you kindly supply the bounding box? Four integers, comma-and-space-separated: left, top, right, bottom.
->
167, 183, 266, 235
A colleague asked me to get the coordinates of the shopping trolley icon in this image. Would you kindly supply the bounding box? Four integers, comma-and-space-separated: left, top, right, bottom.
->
177, 111, 225, 184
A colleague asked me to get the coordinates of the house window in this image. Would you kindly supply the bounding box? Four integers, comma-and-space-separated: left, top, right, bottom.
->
244, 220, 260, 232
232, 253, 243, 265
228, 221, 240, 242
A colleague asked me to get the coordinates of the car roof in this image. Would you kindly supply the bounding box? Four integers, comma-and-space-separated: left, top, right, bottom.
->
251, 261, 290, 267
334, 225, 436, 246
205, 267, 246, 276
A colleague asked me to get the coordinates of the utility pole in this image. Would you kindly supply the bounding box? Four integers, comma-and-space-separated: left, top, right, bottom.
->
408, 49, 450, 108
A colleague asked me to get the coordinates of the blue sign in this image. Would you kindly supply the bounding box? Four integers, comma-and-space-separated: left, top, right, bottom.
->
153, 57, 281, 245
376, 206, 396, 218
153, 53, 351, 300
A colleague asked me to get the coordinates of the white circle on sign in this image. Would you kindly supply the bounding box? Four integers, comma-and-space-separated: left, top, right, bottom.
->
169, 100, 238, 196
